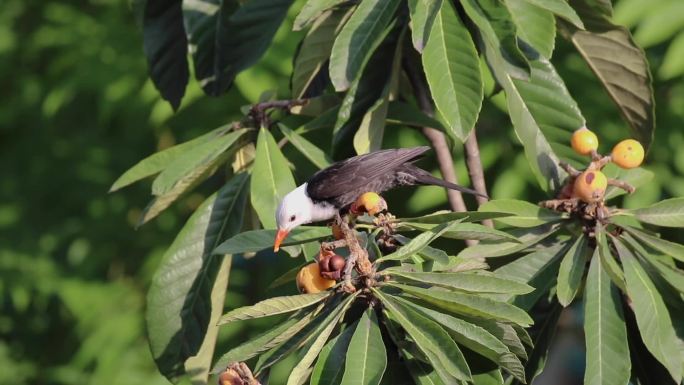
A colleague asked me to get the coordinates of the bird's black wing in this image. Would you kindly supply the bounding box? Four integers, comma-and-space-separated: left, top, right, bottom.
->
306, 146, 430, 200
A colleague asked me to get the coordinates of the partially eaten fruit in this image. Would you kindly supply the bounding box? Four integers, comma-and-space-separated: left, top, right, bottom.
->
350, 192, 387, 216
571, 127, 599, 156
296, 263, 335, 293
573, 170, 608, 203
611, 139, 644, 169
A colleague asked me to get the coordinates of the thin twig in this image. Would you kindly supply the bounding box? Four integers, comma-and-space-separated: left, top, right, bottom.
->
404, 59, 476, 246
464, 131, 493, 227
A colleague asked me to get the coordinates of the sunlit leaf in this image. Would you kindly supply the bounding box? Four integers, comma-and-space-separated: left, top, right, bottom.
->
407, 0, 442, 52
213, 226, 330, 255
525, 0, 584, 28
279, 124, 332, 169
479, 199, 566, 228
505, 0, 556, 58
294, 0, 347, 31
457, 224, 560, 259
629, 197, 684, 227
340, 309, 387, 385
623, 226, 684, 263
387, 270, 533, 295
219, 292, 331, 326
377, 220, 464, 262
400, 222, 520, 242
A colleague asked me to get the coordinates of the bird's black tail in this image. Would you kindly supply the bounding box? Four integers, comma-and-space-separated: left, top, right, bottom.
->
408, 165, 488, 199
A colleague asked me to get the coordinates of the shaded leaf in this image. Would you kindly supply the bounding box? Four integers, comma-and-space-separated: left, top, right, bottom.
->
623, 226, 684, 263
386, 101, 445, 129
310, 322, 357, 385
147, 174, 249, 382
556, 234, 589, 306
595, 226, 626, 291
279, 124, 332, 169
213, 226, 331, 255
407, 0, 442, 52
377, 220, 464, 262
479, 199, 566, 228
219, 292, 331, 326
395, 211, 511, 224
603, 166, 654, 200
340, 309, 387, 385
250, 127, 297, 229
629, 197, 684, 227
393, 235, 450, 265
387, 270, 533, 295
422, 0, 483, 142
294, 0, 347, 31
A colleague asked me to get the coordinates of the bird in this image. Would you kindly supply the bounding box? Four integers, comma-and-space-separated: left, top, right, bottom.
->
273, 146, 485, 251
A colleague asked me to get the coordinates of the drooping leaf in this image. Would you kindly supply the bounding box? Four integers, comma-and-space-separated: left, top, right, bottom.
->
374, 290, 472, 382
619, 242, 682, 382
583, 255, 631, 385
329, 0, 401, 91
250, 127, 297, 229
340, 309, 387, 385
152, 128, 247, 196
279, 124, 332, 169
629, 197, 684, 227
556, 234, 589, 306
407, 0, 442, 52
219, 292, 331, 326
388, 283, 533, 326
479, 199, 566, 228
110, 127, 225, 192
294, 0, 347, 31
140, 0, 188, 109
595, 226, 626, 291
525, 0, 584, 28
310, 322, 357, 385
623, 226, 684, 263
184, 0, 293, 96
560, 0, 655, 150
457, 224, 560, 259
213, 226, 331, 255
387, 270, 533, 295
377, 220, 464, 262
505, 0, 555, 58
147, 173, 249, 382
292, 8, 353, 98
422, 0, 483, 142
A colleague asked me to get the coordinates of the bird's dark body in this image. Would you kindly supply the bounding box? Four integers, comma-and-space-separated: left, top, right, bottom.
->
305, 146, 483, 208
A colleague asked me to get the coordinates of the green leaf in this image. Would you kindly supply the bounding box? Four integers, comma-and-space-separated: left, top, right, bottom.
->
401, 222, 520, 242
377, 220, 464, 262
461, 0, 529, 79
479, 199, 566, 228
152, 128, 247, 196
407, 0, 442, 52
287, 296, 355, 385
619, 242, 682, 382
395, 211, 511, 224
422, 0, 483, 142
213, 226, 330, 255
393, 235, 450, 265
146, 173, 249, 382
603, 166, 654, 200
340, 309, 387, 385
659, 31, 684, 80
387, 270, 533, 295
184, 254, 231, 385
184, 0, 293, 96
388, 283, 533, 326
310, 323, 356, 385
595, 226, 626, 291
525, 0, 584, 28
457, 224, 560, 259
623, 226, 684, 263
250, 127, 297, 229
397, 297, 525, 382
110, 127, 224, 192
505, 0, 555, 58
329, 0, 400, 91
374, 290, 472, 382
219, 292, 331, 326
583, 255, 631, 385
493, 243, 566, 309
560, 1, 655, 151
400, 349, 446, 385
294, 0, 347, 31
140, 0, 188, 109
292, 8, 353, 98
556, 235, 589, 306
385, 101, 445, 129
279, 124, 332, 169
630, 197, 684, 227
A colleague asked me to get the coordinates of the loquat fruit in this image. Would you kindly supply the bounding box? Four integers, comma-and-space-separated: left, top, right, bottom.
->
296, 263, 335, 294
611, 139, 644, 169
571, 127, 599, 156
351, 192, 387, 216
573, 170, 608, 203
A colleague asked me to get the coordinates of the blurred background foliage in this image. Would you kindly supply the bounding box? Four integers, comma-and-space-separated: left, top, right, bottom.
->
0, 0, 681, 384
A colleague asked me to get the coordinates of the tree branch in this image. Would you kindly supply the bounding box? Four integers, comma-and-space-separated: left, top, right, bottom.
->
464, 131, 493, 228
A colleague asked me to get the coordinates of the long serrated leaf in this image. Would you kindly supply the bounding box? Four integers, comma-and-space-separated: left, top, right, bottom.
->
329, 0, 400, 91
374, 289, 472, 382
213, 226, 330, 255
595, 226, 626, 291
393, 235, 450, 266
479, 199, 566, 228
152, 128, 247, 195
388, 283, 533, 326
629, 197, 684, 227
560, 0, 654, 150
292, 8, 353, 98
377, 220, 464, 262
340, 309, 387, 385
310, 322, 357, 385
395, 211, 511, 224
556, 235, 589, 306
407, 0, 442, 52
141, 0, 188, 109
219, 292, 331, 325
401, 222, 521, 242
279, 124, 332, 169
619, 241, 682, 382
250, 127, 297, 229
457, 224, 560, 259
623, 226, 684, 264
505, 0, 555, 58
387, 271, 533, 295
147, 173, 249, 382
422, 0, 483, 142
584, 255, 631, 385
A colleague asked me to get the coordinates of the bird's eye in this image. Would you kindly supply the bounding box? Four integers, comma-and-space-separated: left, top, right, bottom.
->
290, 215, 296, 221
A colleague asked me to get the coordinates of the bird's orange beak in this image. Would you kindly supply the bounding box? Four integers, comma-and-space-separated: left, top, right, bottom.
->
274, 229, 289, 252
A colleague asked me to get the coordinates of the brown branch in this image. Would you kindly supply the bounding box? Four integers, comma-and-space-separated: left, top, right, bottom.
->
464, 131, 493, 228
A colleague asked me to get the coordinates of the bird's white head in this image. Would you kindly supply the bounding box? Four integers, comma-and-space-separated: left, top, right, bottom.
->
274, 184, 314, 251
